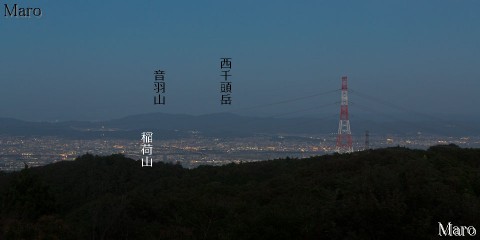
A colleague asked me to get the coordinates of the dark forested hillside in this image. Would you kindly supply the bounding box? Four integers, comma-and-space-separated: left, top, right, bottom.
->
0, 145, 479, 239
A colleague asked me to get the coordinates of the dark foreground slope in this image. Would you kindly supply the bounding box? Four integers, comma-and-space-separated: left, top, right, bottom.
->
0, 145, 479, 239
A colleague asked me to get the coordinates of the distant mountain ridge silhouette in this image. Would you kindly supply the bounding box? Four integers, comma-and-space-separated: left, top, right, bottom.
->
0, 112, 478, 139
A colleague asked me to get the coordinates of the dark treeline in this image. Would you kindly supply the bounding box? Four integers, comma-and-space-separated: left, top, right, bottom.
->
0, 144, 479, 239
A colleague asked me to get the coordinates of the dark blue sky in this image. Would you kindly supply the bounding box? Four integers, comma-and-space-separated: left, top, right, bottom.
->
1, 0, 479, 121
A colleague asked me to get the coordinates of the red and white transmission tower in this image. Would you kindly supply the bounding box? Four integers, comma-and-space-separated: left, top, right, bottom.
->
335, 76, 353, 153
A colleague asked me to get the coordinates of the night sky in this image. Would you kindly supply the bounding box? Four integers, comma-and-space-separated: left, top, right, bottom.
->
1, 0, 479, 121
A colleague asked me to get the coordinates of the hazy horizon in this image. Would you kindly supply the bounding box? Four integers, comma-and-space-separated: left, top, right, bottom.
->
2, 110, 480, 124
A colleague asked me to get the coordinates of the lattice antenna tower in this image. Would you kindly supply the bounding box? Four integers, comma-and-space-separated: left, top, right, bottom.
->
335, 76, 353, 153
